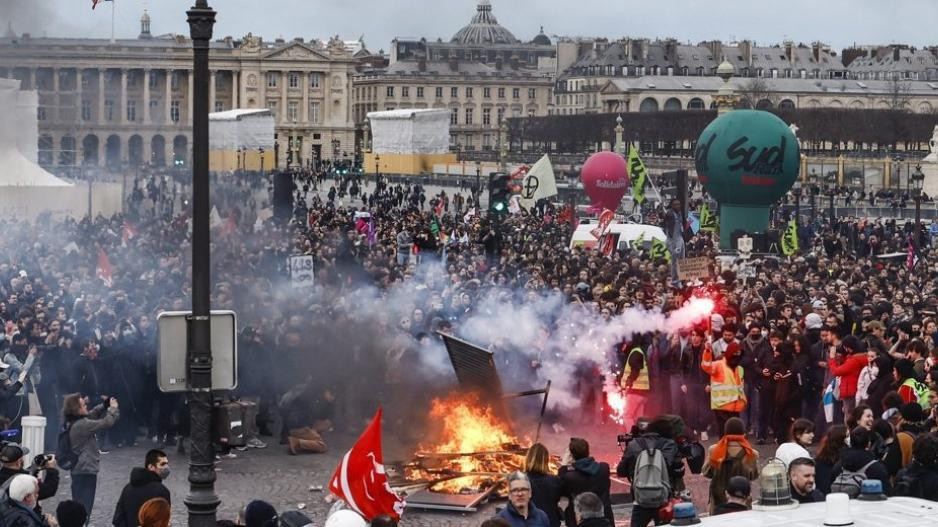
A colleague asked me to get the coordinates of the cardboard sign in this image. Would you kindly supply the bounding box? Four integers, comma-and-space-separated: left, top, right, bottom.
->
677, 256, 711, 281
289, 255, 315, 288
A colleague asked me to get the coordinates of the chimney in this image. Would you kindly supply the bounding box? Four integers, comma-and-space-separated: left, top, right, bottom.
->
784, 41, 793, 64
893, 47, 901, 61
706, 40, 723, 64
417, 52, 427, 72
495, 56, 503, 70
641, 39, 649, 61
665, 39, 676, 62
741, 40, 753, 65
510, 53, 519, 69
812, 42, 822, 62
448, 56, 458, 72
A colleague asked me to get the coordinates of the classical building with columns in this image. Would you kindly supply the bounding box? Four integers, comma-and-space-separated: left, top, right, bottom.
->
352, 0, 555, 152
0, 12, 365, 172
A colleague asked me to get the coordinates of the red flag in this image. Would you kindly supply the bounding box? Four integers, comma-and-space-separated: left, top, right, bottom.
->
96, 248, 113, 287
329, 408, 405, 521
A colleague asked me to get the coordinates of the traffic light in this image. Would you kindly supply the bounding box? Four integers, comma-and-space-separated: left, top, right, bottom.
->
488, 172, 510, 215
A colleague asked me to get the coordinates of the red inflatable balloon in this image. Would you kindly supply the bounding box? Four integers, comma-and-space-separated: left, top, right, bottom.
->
581, 151, 629, 211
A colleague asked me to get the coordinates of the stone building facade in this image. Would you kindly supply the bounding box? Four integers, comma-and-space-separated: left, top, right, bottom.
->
352, 0, 555, 151
0, 12, 364, 171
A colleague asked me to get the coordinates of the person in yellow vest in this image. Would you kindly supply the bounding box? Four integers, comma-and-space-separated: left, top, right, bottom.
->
621, 334, 652, 430
701, 340, 747, 437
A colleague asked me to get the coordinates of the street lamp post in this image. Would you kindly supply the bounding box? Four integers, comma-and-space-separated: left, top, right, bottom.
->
185, 1, 219, 527
809, 169, 818, 224
825, 172, 837, 225
792, 180, 802, 226
259, 147, 265, 177
912, 164, 926, 248
475, 161, 481, 196
374, 154, 380, 186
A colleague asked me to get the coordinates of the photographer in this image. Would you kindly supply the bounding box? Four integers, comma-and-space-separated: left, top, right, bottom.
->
62, 392, 119, 520
616, 417, 684, 527
0, 443, 59, 508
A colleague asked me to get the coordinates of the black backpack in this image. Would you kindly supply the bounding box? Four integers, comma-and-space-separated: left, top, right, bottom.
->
56, 422, 78, 471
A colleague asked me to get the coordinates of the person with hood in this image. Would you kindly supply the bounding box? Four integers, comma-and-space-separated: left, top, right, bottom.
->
559, 437, 613, 527
830, 426, 892, 495
112, 449, 171, 527
700, 340, 747, 436
740, 323, 770, 442
828, 335, 868, 419
865, 355, 895, 416
702, 418, 759, 514
894, 432, 938, 500
617, 417, 684, 527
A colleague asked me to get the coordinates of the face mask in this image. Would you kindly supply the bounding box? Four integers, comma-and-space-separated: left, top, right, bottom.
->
158, 467, 171, 480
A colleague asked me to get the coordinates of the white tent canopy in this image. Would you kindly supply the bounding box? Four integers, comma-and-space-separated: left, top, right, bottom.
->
209, 108, 276, 150
0, 79, 70, 187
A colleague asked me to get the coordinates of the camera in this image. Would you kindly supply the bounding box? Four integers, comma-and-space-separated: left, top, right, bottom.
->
32, 454, 55, 473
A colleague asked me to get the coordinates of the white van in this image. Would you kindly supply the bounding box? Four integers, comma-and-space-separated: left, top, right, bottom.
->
569, 223, 666, 252
690, 496, 938, 526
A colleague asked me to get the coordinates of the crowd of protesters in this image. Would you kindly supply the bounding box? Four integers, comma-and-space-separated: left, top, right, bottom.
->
4, 164, 938, 526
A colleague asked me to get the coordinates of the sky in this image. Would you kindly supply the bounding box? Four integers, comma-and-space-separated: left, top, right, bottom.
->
1, 0, 937, 55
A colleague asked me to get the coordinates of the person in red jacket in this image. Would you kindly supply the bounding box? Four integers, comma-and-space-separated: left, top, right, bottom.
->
828, 335, 868, 419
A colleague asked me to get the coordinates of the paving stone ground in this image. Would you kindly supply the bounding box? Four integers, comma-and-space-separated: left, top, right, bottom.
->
39, 423, 778, 527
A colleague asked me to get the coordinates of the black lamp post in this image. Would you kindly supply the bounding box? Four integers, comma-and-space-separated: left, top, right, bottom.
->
809, 169, 819, 224
792, 180, 802, 226
259, 146, 265, 177
825, 172, 837, 225
185, 1, 219, 526
912, 164, 926, 248
475, 161, 481, 196
374, 154, 380, 186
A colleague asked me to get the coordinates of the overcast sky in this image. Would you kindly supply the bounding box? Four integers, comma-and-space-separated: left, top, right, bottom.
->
2, 0, 937, 54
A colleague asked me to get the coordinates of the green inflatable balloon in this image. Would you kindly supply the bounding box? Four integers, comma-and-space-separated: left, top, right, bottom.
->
694, 110, 800, 206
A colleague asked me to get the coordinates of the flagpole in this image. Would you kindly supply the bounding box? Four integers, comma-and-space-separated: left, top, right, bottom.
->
110, 0, 116, 43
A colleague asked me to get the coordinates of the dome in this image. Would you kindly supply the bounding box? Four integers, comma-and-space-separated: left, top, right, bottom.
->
531, 26, 551, 46
451, 0, 519, 45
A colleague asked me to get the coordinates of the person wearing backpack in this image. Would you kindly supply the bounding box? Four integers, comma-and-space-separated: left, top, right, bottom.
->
702, 418, 759, 515
830, 426, 891, 498
61, 393, 119, 520
617, 417, 682, 527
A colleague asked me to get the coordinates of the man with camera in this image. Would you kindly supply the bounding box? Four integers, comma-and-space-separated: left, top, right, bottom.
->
0, 443, 59, 514
616, 417, 684, 527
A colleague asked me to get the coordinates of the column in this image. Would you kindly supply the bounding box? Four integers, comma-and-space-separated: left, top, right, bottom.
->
29, 68, 36, 90
232, 71, 239, 108
143, 68, 151, 124
302, 70, 309, 123
165, 70, 172, 124
98, 137, 106, 166
52, 68, 60, 122
119, 68, 128, 124
281, 71, 287, 124
187, 70, 194, 122
210, 70, 217, 112
76, 68, 83, 124
98, 69, 106, 123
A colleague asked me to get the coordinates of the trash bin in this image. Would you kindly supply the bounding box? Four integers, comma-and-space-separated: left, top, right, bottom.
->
21, 416, 46, 468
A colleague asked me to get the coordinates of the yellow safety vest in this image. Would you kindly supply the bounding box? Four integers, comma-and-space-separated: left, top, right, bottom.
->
710, 360, 746, 411
623, 347, 650, 392
902, 378, 930, 408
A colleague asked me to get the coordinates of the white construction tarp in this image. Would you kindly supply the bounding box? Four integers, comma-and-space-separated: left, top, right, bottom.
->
368, 109, 450, 155
209, 108, 276, 150
0, 79, 70, 187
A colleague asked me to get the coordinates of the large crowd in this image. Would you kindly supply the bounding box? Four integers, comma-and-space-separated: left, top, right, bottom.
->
2, 165, 938, 527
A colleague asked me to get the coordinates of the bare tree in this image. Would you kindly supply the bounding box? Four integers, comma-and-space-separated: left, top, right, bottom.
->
887, 73, 912, 111
738, 77, 780, 110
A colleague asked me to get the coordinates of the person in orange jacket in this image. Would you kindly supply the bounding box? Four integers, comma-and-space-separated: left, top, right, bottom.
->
701, 341, 747, 436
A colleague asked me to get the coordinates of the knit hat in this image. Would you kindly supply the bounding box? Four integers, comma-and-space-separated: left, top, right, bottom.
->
56, 500, 88, 527
138, 497, 171, 527
900, 402, 927, 424
244, 500, 279, 527
804, 313, 823, 330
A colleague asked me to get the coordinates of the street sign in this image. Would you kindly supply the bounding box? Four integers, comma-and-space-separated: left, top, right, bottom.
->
289, 254, 315, 288
157, 310, 238, 392
677, 256, 712, 281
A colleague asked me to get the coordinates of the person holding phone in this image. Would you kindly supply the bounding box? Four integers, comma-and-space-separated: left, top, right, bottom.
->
62, 392, 119, 519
